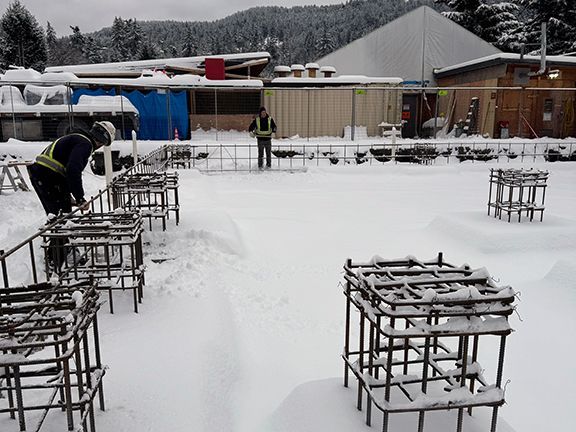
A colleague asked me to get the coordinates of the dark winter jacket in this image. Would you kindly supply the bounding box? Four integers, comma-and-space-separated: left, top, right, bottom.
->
34, 133, 95, 202
249, 116, 277, 141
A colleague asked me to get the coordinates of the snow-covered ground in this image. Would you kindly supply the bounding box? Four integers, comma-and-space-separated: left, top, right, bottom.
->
1, 139, 575, 432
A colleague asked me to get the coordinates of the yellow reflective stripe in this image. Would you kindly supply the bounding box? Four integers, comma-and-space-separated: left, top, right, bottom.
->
36, 155, 66, 176
37, 137, 66, 175
255, 117, 273, 136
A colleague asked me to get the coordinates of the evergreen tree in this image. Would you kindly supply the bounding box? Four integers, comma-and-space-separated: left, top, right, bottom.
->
84, 36, 104, 63
316, 28, 336, 57
125, 19, 143, 59
519, 0, 576, 55
110, 17, 129, 61
182, 25, 197, 57
435, 0, 523, 51
139, 38, 158, 60
68, 25, 88, 63
46, 22, 57, 50
45, 21, 58, 65
0, 0, 47, 70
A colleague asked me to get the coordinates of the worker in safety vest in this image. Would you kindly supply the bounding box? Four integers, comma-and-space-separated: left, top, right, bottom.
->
249, 106, 277, 169
28, 121, 116, 219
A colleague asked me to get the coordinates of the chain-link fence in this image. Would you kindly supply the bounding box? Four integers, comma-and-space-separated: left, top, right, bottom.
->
1, 81, 575, 166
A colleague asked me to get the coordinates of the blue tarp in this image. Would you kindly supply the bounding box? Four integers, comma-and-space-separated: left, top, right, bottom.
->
122, 90, 188, 140
72, 88, 189, 140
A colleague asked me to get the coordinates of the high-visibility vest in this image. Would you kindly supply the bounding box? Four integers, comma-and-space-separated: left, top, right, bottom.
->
35, 133, 91, 176
254, 117, 273, 137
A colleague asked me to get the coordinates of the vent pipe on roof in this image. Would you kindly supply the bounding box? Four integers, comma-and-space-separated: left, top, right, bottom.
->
305, 63, 319, 78
319, 66, 336, 78
290, 64, 305, 78
274, 65, 291, 78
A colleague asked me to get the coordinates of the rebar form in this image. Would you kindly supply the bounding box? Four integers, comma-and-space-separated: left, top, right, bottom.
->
40, 211, 145, 313
342, 253, 516, 432
0, 279, 105, 432
167, 144, 193, 169
111, 171, 180, 231
487, 168, 549, 222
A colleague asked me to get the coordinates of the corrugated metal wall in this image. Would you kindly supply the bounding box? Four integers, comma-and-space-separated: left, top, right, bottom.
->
264, 86, 402, 138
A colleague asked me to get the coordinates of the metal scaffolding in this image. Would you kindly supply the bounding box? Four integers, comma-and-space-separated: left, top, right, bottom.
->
342, 253, 516, 432
111, 172, 180, 231
487, 168, 549, 222
40, 211, 145, 313
0, 279, 105, 432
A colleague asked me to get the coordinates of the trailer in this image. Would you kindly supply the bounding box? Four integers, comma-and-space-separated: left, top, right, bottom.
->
0, 84, 139, 141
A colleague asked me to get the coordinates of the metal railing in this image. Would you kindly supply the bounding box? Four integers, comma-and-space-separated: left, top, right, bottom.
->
2, 80, 573, 144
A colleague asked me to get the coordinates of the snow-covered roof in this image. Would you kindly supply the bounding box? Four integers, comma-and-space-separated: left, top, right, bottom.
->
2, 68, 42, 82
272, 75, 402, 85
305, 63, 319, 70
290, 64, 305, 71
45, 52, 271, 76
0, 68, 263, 88
316, 6, 501, 86
434, 53, 576, 77
70, 76, 263, 88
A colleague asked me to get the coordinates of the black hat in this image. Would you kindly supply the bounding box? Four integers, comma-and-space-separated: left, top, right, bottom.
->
259, 106, 267, 113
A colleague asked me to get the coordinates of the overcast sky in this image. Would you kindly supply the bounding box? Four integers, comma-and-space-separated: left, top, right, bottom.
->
10, 0, 347, 35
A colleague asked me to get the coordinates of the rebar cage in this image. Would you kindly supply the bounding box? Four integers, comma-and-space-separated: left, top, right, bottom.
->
40, 211, 145, 314
0, 279, 105, 432
342, 253, 516, 432
111, 172, 180, 231
487, 168, 549, 222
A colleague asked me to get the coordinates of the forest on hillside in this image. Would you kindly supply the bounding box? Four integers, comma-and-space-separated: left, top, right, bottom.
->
1, 0, 575, 75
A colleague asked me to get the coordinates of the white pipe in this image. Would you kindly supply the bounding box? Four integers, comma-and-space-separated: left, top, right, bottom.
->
528, 22, 547, 77
103, 146, 113, 188
131, 130, 138, 165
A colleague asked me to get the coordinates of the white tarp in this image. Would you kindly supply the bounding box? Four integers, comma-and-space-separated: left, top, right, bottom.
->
316, 6, 501, 86
23, 84, 69, 105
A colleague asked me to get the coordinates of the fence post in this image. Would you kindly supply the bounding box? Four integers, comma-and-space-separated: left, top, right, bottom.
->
391, 127, 397, 160
8, 83, 18, 139
119, 85, 126, 140
166, 88, 173, 141
351, 88, 356, 141
307, 89, 311, 142
214, 88, 219, 142
434, 88, 440, 138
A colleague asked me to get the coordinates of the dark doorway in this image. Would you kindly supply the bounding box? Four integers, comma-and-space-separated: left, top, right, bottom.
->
402, 94, 419, 138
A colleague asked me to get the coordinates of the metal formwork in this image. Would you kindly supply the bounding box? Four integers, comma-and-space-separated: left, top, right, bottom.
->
0, 280, 105, 432
111, 172, 180, 231
342, 254, 515, 432
488, 168, 549, 222
40, 211, 145, 313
